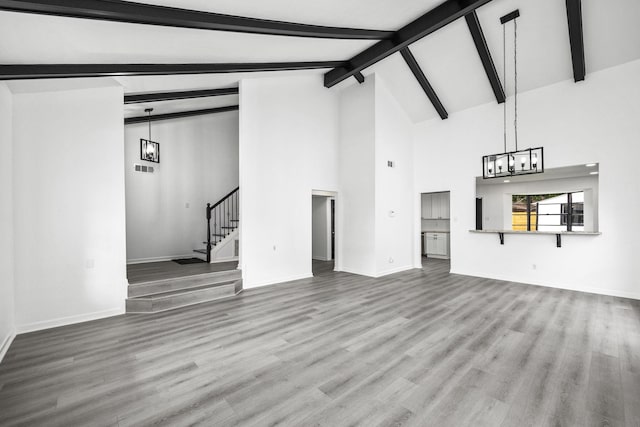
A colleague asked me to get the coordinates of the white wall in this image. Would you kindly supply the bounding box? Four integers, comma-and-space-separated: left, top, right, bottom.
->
338, 78, 377, 276
374, 76, 414, 275
312, 196, 331, 261
477, 175, 599, 231
124, 112, 239, 262
414, 59, 640, 299
0, 83, 15, 360
338, 75, 415, 276
11, 81, 128, 332
239, 74, 340, 287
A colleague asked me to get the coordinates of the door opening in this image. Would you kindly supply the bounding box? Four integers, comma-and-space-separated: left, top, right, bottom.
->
420, 191, 451, 271
312, 191, 337, 276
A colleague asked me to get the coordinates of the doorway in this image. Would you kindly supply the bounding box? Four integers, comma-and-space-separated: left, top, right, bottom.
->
420, 191, 451, 270
311, 191, 337, 276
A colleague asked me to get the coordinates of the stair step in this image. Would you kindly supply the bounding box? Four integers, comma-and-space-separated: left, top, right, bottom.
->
221, 226, 235, 230
126, 279, 242, 313
230, 219, 239, 222
212, 233, 226, 237
128, 269, 241, 298
193, 249, 208, 254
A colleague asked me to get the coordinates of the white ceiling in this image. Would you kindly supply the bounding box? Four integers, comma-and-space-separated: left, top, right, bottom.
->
1, 0, 638, 123
129, 0, 445, 30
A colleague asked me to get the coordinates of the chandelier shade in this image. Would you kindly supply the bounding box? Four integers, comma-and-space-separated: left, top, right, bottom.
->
482, 147, 543, 179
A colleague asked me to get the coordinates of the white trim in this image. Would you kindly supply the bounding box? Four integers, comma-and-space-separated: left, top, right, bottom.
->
339, 267, 376, 277
211, 256, 239, 264
425, 254, 450, 260
16, 307, 125, 334
451, 269, 640, 301
311, 189, 338, 197
244, 273, 313, 289
339, 265, 416, 278
312, 255, 331, 261
375, 265, 416, 277
0, 330, 16, 363
127, 254, 196, 265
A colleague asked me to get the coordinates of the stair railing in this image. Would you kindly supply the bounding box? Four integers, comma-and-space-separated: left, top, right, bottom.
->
205, 186, 239, 262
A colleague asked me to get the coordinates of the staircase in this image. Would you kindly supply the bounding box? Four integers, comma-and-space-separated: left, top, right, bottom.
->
126, 269, 242, 313
194, 187, 239, 263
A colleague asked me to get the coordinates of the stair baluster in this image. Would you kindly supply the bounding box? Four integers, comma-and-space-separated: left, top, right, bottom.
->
203, 187, 239, 262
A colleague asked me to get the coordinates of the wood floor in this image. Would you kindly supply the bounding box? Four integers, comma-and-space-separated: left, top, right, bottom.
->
127, 260, 239, 284
2, 259, 640, 426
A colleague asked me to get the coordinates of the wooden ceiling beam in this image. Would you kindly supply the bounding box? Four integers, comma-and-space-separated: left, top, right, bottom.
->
324, 0, 493, 88
0, 62, 346, 80
124, 105, 238, 125
0, 0, 393, 40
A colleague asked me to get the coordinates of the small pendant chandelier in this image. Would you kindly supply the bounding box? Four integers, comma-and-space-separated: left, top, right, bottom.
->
140, 108, 160, 163
482, 10, 543, 179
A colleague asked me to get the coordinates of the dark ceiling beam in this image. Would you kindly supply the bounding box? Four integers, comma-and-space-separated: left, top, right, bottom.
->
464, 11, 505, 103
399, 47, 448, 120
124, 105, 238, 125
354, 72, 365, 84
0, 0, 393, 40
0, 61, 346, 80
565, 0, 585, 82
124, 87, 238, 104
324, 0, 493, 88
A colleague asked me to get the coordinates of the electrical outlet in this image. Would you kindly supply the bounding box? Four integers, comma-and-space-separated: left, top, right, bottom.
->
389, 257, 394, 264
532, 264, 537, 270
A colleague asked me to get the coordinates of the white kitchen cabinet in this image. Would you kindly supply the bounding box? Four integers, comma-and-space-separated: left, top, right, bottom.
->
421, 192, 450, 219
421, 194, 432, 219
440, 193, 450, 219
424, 232, 450, 259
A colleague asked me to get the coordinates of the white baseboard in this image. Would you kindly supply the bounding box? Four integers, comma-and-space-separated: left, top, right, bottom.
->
127, 254, 195, 264
244, 272, 313, 289
339, 265, 416, 278
16, 307, 125, 334
210, 256, 239, 264
425, 255, 450, 260
450, 269, 640, 301
375, 265, 416, 277
0, 330, 16, 364
312, 256, 331, 261
339, 267, 377, 277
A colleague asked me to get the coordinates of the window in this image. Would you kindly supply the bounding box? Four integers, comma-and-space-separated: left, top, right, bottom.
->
512, 191, 584, 231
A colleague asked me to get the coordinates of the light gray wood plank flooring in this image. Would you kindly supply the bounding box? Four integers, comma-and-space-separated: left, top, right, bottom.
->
2, 258, 640, 426
127, 260, 239, 284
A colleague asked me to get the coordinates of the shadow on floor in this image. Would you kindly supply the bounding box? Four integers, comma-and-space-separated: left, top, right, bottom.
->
312, 260, 335, 277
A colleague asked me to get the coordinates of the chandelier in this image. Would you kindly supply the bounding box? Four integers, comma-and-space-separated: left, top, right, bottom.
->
483, 10, 543, 179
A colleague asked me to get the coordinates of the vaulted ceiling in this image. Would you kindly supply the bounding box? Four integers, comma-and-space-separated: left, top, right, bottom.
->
1, 0, 638, 123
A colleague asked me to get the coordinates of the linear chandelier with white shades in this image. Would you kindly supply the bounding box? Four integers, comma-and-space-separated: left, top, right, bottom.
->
482, 10, 544, 180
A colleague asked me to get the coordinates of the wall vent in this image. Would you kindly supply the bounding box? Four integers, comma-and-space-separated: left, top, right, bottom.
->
134, 163, 154, 173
